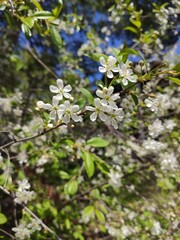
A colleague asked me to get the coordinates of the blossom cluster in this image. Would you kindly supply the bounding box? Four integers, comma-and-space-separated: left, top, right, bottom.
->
37, 79, 82, 124
12, 218, 42, 240
99, 56, 137, 85
14, 179, 36, 204
86, 86, 124, 129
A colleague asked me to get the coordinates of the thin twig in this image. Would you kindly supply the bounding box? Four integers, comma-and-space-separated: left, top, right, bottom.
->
0, 228, 15, 239
0, 186, 63, 240
0, 122, 64, 149
26, 45, 58, 79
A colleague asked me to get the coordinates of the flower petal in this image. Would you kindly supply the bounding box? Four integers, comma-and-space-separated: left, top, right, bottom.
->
56, 79, 64, 89
99, 57, 106, 67
49, 85, 59, 93
64, 85, 72, 92
108, 56, 116, 66
90, 112, 97, 121
50, 111, 56, 119
43, 103, 53, 110
52, 96, 59, 106
122, 78, 128, 86
107, 70, 113, 78
99, 66, 106, 73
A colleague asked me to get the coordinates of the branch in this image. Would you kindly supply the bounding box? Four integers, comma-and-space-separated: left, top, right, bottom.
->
0, 122, 64, 150
60, 161, 157, 209
26, 45, 58, 79
0, 186, 63, 240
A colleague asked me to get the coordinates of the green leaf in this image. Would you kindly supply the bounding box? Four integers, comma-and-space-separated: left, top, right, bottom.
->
86, 53, 108, 62
168, 77, 180, 85
66, 180, 78, 195
90, 189, 100, 199
130, 18, 141, 28
52, 1, 63, 17
65, 218, 71, 229
95, 209, 105, 222
92, 154, 110, 174
59, 171, 70, 179
82, 205, 94, 217
49, 26, 62, 49
21, 23, 32, 38
119, 47, 139, 56
112, 48, 120, 58
80, 88, 94, 105
21, 17, 34, 29
32, 11, 55, 20
124, 26, 138, 34
75, 98, 86, 109
43, 112, 50, 121
0, 4, 6, 10
81, 151, 95, 178
32, 0, 43, 11
172, 63, 180, 73
87, 137, 109, 147
0, 213, 7, 225
131, 93, 139, 105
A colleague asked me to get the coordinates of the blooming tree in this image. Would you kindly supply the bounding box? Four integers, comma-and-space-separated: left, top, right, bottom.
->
0, 0, 179, 240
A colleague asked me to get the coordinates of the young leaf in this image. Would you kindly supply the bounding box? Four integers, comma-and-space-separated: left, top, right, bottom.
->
21, 17, 34, 29
59, 171, 70, 179
0, 213, 7, 225
124, 26, 138, 34
21, 23, 32, 38
66, 180, 78, 195
92, 154, 110, 174
168, 77, 180, 85
131, 93, 139, 105
81, 151, 95, 178
82, 205, 94, 217
80, 88, 94, 105
49, 26, 62, 49
130, 18, 141, 29
95, 209, 105, 222
52, 1, 63, 17
87, 137, 109, 147
86, 53, 108, 62
32, 11, 55, 20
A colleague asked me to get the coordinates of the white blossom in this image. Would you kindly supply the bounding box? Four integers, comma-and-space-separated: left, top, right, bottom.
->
143, 138, 167, 152
37, 155, 48, 167
15, 190, 36, 204
164, 119, 176, 131
12, 222, 31, 240
57, 100, 82, 123
86, 98, 109, 122
96, 86, 120, 108
107, 108, 124, 129
145, 94, 170, 116
99, 56, 119, 78
151, 221, 162, 236
17, 179, 30, 191
108, 166, 122, 188
27, 218, 42, 232
148, 119, 164, 138
118, 61, 137, 86
159, 152, 178, 171
43, 96, 60, 120
49, 79, 72, 100
36, 101, 45, 109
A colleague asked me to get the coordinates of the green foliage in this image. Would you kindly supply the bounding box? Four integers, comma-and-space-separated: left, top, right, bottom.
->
0, 213, 7, 225
87, 137, 109, 147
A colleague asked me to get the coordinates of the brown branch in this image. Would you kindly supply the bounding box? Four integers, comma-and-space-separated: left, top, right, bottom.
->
26, 45, 58, 79
60, 161, 157, 210
0, 186, 63, 240
0, 122, 64, 149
